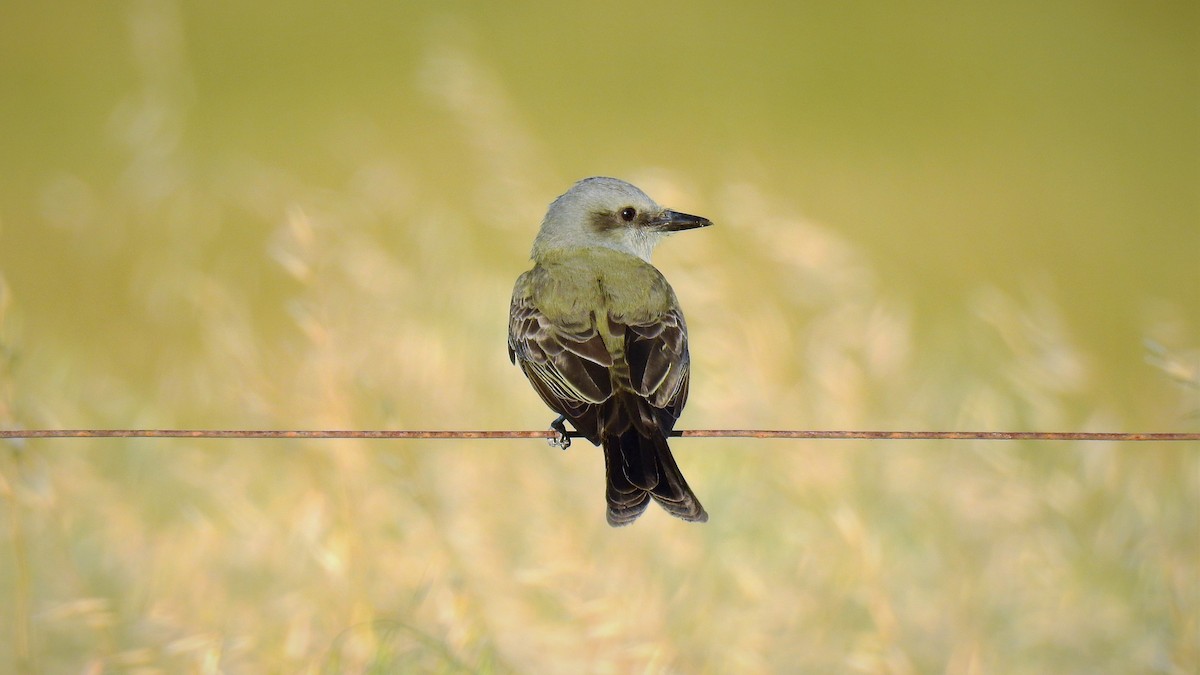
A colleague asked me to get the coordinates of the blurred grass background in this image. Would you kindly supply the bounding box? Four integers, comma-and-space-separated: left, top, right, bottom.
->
0, 1, 1197, 672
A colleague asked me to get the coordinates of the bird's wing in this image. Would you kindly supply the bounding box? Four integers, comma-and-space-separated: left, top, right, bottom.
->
509, 280, 615, 438
619, 307, 691, 428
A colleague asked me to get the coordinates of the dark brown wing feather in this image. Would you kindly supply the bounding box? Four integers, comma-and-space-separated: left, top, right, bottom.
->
620, 310, 690, 427
509, 287, 613, 444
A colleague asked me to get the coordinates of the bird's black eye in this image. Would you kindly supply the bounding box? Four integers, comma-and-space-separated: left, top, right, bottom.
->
620, 207, 637, 222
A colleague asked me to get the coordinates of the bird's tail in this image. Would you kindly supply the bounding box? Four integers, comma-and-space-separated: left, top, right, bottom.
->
602, 427, 708, 526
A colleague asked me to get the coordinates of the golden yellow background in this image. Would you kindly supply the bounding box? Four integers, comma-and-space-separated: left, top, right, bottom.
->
0, 1, 1196, 672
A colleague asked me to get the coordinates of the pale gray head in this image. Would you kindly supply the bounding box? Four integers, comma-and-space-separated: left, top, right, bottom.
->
531, 176, 711, 262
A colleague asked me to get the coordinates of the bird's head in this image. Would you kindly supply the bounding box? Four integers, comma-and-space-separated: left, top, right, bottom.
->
532, 177, 711, 262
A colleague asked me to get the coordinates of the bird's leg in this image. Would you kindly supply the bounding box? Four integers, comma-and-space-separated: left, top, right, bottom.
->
548, 415, 572, 450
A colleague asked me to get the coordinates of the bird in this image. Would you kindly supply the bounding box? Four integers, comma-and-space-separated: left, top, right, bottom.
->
508, 177, 710, 526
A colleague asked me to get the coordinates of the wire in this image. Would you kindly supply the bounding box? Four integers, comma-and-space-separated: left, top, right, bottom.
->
0, 429, 1196, 441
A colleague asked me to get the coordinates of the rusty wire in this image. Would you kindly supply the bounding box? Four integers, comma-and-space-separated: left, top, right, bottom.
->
0, 429, 1196, 441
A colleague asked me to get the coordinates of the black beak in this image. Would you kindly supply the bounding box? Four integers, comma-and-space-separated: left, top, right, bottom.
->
651, 209, 712, 232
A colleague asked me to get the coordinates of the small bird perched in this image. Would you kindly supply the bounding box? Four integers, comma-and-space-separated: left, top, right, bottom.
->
508, 177, 710, 526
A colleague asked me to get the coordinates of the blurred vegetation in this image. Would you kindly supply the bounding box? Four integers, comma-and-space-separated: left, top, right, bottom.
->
0, 1, 1196, 672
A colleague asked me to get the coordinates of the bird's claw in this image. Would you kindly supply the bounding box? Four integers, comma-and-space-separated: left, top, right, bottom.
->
548, 415, 572, 450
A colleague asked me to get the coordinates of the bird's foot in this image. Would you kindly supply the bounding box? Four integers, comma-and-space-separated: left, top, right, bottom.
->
548, 415, 572, 450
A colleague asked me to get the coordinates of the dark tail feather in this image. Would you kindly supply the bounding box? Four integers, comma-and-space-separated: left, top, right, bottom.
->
602, 428, 708, 527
